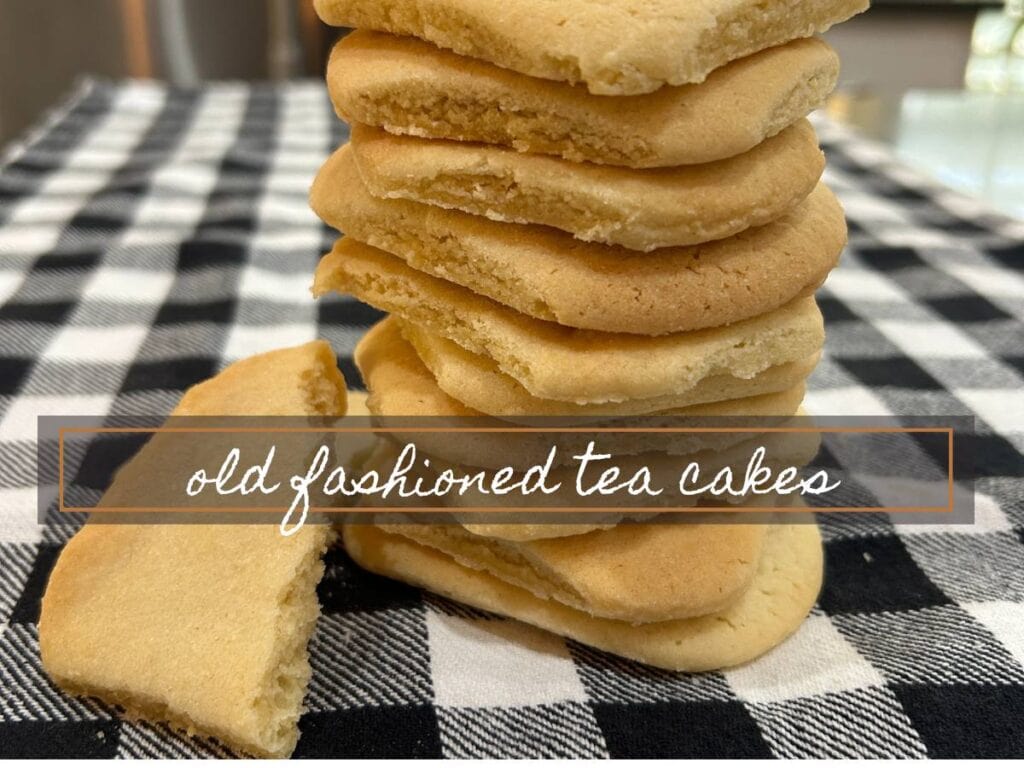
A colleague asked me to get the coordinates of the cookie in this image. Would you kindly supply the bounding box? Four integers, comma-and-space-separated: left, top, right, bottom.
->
403, 323, 819, 422
348, 120, 825, 251
40, 525, 332, 759
315, 0, 864, 95
311, 148, 846, 334
367, 424, 820, 511
376, 522, 768, 623
312, 239, 826, 404
359, 317, 806, 422
342, 521, 823, 671
356, 437, 633, 542
357, 316, 806, 469
327, 31, 838, 168
356, 417, 819, 543
39, 341, 349, 758
175, 340, 348, 417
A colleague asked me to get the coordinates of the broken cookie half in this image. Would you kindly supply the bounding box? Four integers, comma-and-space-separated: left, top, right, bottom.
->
38, 341, 348, 758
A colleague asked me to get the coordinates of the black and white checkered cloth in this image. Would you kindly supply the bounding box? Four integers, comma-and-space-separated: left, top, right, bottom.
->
0, 79, 1022, 758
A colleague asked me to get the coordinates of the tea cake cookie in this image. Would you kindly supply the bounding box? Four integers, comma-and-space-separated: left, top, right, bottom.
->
359, 317, 806, 422
311, 148, 846, 334
39, 341, 348, 758
176, 339, 347, 417
357, 316, 806, 468
348, 120, 825, 250
312, 240, 826, 404
382, 428, 820, 511
356, 424, 818, 542
355, 438, 633, 541
316, 0, 865, 95
327, 31, 838, 168
375, 522, 768, 623
41, 525, 331, 758
342, 521, 823, 671
403, 323, 819, 422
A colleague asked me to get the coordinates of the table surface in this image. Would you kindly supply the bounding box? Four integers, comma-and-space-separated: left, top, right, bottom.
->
831, 90, 1024, 220
0, 79, 1023, 758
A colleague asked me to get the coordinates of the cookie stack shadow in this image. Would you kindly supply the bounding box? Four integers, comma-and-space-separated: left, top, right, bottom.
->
310, 0, 865, 671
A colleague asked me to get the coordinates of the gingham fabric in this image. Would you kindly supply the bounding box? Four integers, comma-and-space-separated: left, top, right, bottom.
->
0, 79, 1022, 759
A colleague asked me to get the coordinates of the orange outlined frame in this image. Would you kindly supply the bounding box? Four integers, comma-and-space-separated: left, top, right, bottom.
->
55, 425, 956, 515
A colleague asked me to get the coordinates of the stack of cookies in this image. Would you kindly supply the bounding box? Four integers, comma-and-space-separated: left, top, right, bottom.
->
310, 0, 867, 670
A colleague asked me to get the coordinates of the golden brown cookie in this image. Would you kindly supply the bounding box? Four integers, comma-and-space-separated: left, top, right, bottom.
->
402, 322, 820, 422
175, 340, 347, 417
348, 120, 825, 251
356, 316, 807, 469
40, 525, 331, 758
39, 341, 348, 757
327, 31, 839, 168
312, 147, 846, 334
366, 426, 820, 511
316, 0, 865, 95
312, 239, 826, 404
376, 522, 767, 623
355, 418, 820, 543
342, 521, 823, 671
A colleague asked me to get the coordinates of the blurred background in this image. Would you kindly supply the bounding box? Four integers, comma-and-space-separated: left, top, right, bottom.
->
0, 0, 1021, 218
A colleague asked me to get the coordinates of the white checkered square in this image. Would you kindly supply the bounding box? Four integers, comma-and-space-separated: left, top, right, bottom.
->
0, 488, 44, 544
222, 324, 317, 363
43, 326, 149, 364
898, 489, 1012, 536
81, 267, 175, 304
725, 615, 885, 704
426, 612, 587, 709
963, 601, 1024, 668
955, 388, 1024, 434
943, 260, 1024, 302
235, 266, 316, 304
875, 320, 989, 360
0, 271, 24, 305
824, 267, 911, 304
0, 394, 114, 443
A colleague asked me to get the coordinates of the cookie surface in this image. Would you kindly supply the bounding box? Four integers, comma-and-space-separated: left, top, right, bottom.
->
39, 341, 347, 758
377, 522, 767, 623
342, 522, 823, 671
40, 525, 331, 759
316, 0, 864, 95
313, 240, 825, 404
357, 408, 819, 544
328, 31, 839, 167
357, 438, 633, 542
175, 339, 347, 417
349, 120, 825, 251
368, 428, 820, 513
404, 323, 819, 421
357, 316, 807, 468
312, 148, 845, 334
